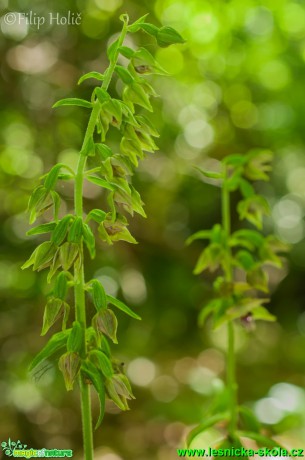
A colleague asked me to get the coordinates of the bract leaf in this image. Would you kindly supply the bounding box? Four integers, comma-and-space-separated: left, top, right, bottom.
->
53, 98, 92, 109
106, 294, 141, 320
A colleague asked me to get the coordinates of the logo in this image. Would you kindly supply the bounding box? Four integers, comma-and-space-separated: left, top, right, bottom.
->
1, 439, 73, 458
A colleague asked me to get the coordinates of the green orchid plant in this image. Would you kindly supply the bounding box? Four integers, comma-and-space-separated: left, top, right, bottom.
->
22, 13, 184, 460
186, 151, 288, 452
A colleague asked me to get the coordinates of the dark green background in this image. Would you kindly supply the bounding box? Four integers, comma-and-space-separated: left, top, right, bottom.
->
1, 0, 305, 458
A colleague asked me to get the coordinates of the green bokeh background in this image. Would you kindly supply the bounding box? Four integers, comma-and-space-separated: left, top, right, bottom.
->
1, 0, 305, 458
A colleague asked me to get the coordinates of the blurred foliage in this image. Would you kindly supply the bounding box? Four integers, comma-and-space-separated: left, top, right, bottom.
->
1, 0, 305, 459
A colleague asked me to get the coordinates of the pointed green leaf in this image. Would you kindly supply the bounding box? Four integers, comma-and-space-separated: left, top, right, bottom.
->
252, 306, 276, 322
194, 166, 223, 179
106, 294, 141, 320
131, 186, 146, 217
95, 143, 113, 160
58, 173, 74, 181
139, 78, 159, 97
44, 164, 64, 191
81, 361, 106, 429
83, 223, 96, 259
95, 87, 110, 104
239, 179, 255, 198
86, 209, 107, 224
156, 26, 186, 47
100, 157, 113, 181
118, 45, 135, 59
123, 83, 153, 112
27, 185, 48, 224
27, 222, 56, 236
78, 71, 105, 85
198, 299, 221, 327
107, 37, 120, 61
186, 413, 230, 447
89, 349, 113, 379
62, 302, 70, 332
87, 175, 115, 191
138, 23, 159, 37
247, 266, 269, 292
120, 101, 141, 127
53, 98, 92, 109
211, 224, 225, 244
29, 330, 70, 373
80, 136, 95, 157
232, 229, 264, 248
47, 249, 62, 282
100, 335, 111, 357
51, 191, 61, 221
135, 115, 159, 137
238, 406, 261, 433
223, 154, 247, 166
194, 244, 224, 274
33, 241, 56, 271
227, 169, 242, 191
90, 279, 107, 311
115, 65, 134, 84
234, 250, 256, 271
236, 431, 283, 448
128, 14, 150, 33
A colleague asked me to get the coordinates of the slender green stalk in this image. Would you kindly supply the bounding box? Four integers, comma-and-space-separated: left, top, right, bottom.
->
23, 14, 184, 460
102, 18, 128, 91
227, 321, 237, 434
74, 111, 97, 460
187, 152, 287, 446
222, 165, 238, 435
73, 20, 128, 460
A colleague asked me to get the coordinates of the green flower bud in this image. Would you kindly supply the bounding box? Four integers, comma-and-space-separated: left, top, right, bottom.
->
53, 272, 68, 300
92, 309, 118, 344
41, 297, 63, 336
68, 217, 84, 244
105, 377, 129, 411
51, 215, 73, 246
60, 242, 79, 270
58, 351, 81, 391
67, 321, 84, 354
112, 373, 135, 400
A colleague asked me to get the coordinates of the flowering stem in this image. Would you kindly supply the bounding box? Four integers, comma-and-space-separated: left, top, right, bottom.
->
222, 165, 238, 436
73, 18, 128, 460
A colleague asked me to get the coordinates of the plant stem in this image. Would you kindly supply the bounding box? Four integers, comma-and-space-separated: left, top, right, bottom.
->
73, 18, 128, 460
74, 104, 99, 460
222, 165, 238, 436
102, 18, 128, 91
